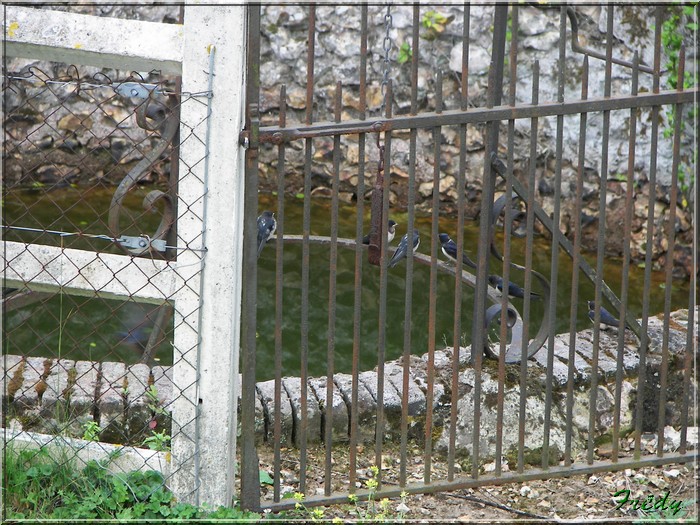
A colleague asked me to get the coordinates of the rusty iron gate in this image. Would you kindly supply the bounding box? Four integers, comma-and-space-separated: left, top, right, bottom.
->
239, 4, 697, 512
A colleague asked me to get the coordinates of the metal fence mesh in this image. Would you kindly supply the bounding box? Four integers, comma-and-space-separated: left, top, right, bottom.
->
2, 60, 209, 498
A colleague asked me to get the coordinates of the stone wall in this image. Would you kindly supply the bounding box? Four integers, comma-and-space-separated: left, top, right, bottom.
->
3, 4, 694, 279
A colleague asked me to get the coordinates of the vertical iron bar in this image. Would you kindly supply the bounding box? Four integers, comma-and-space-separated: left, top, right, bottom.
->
448, 3, 470, 482
588, 4, 615, 466
634, 5, 663, 461
424, 69, 442, 485
273, 84, 287, 503
679, 270, 695, 454
565, 55, 588, 467
349, 5, 368, 493
299, 5, 316, 493
542, 6, 567, 470
472, 3, 509, 479
240, 4, 262, 512
400, 4, 420, 489
375, 79, 393, 487
496, 3, 518, 477
612, 53, 639, 462
657, 45, 685, 457
167, 7, 184, 262
518, 59, 539, 474
324, 81, 342, 496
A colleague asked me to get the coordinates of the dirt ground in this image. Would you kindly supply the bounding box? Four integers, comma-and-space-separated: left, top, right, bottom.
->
255, 442, 698, 522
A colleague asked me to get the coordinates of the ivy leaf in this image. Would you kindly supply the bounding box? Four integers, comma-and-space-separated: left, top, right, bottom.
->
259, 470, 274, 485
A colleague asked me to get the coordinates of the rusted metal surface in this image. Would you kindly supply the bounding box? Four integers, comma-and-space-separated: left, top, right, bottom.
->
613, 53, 640, 463
262, 453, 697, 512
255, 90, 694, 144
541, 5, 567, 470
658, 44, 686, 457
633, 5, 664, 462
240, 4, 262, 511
448, 4, 470, 482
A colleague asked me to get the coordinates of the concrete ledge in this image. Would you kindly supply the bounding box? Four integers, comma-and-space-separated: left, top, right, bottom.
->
2, 428, 169, 477
5, 6, 183, 74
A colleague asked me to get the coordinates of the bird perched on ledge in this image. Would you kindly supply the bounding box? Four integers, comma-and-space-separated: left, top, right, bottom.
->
488, 274, 541, 300
256, 211, 277, 258
438, 233, 477, 270
389, 229, 420, 268
587, 300, 620, 328
362, 219, 397, 245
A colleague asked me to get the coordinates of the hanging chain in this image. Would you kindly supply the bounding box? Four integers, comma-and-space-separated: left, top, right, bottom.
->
379, 5, 394, 118
377, 5, 394, 161
369, 6, 394, 266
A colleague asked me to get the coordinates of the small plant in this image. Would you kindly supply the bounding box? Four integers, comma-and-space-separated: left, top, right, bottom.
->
81, 421, 101, 442
633, 498, 696, 523
259, 469, 274, 486
420, 10, 454, 40
660, 2, 697, 201
661, 3, 696, 91
397, 42, 412, 64
4, 445, 259, 519
280, 492, 326, 522
345, 465, 410, 522
145, 385, 169, 419
143, 430, 171, 452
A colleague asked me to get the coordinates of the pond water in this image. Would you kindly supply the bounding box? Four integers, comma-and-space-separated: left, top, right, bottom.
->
3, 186, 687, 382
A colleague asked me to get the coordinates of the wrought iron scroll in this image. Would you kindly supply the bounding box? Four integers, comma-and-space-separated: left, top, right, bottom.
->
485, 190, 552, 363
108, 89, 178, 257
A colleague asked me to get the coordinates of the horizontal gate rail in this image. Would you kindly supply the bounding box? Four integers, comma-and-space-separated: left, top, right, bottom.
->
262, 452, 698, 512
254, 88, 697, 144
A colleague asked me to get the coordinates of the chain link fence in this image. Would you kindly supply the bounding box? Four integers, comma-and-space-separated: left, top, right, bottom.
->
3, 59, 210, 500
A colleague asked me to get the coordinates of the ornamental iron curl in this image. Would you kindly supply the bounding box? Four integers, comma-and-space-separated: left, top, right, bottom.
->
108, 88, 178, 257
483, 156, 552, 363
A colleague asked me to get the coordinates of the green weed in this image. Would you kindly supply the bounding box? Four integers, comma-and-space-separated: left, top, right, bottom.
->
3, 445, 260, 520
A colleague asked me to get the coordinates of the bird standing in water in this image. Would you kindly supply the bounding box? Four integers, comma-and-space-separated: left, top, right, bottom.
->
256, 211, 277, 258
389, 230, 420, 268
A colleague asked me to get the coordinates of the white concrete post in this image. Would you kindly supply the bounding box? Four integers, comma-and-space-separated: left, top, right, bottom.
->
169, 5, 247, 507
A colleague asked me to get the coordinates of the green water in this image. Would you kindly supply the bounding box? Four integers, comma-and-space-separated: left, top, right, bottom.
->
3, 186, 688, 381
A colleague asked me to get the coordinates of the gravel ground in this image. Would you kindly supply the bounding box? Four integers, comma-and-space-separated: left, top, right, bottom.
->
256, 442, 698, 522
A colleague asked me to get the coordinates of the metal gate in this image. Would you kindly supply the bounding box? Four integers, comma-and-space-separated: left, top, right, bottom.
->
239, 4, 697, 511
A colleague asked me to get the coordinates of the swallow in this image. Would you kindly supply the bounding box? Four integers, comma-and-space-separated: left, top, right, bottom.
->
257, 211, 277, 258
116, 327, 150, 350
438, 233, 477, 270
587, 300, 620, 328
362, 219, 397, 245
388, 229, 420, 268
488, 274, 541, 300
